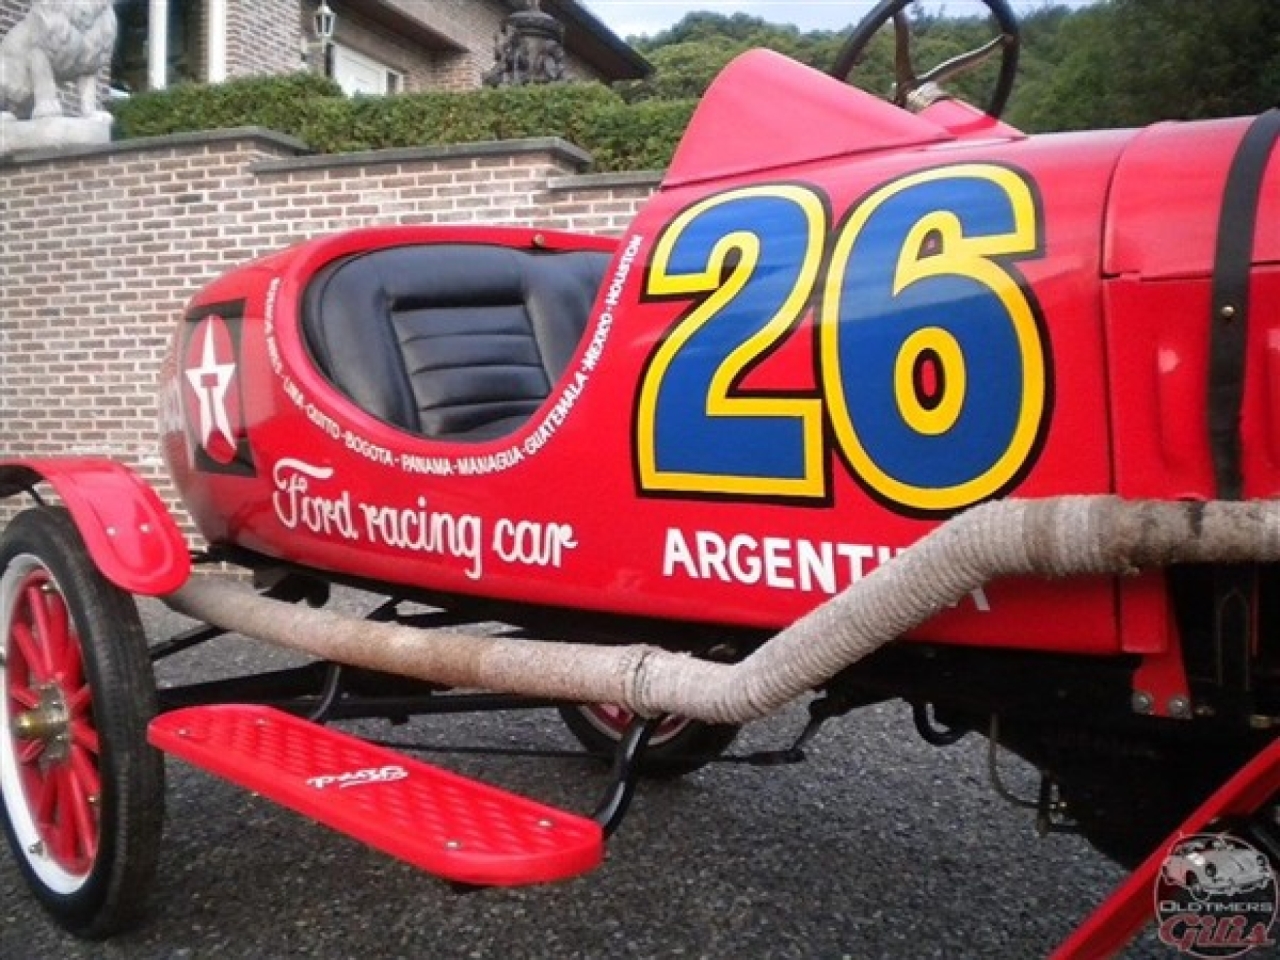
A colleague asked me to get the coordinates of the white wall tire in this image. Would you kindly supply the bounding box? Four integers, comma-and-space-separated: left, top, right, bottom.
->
0, 508, 164, 938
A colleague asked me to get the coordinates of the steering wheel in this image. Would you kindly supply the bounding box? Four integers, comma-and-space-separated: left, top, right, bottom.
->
830, 0, 1021, 120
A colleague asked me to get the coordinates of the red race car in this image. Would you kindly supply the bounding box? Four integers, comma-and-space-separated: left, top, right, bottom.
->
2, 1, 1279, 953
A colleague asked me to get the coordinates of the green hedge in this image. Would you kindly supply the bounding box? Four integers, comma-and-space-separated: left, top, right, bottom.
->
111, 73, 695, 172
583, 98, 696, 173
111, 72, 343, 141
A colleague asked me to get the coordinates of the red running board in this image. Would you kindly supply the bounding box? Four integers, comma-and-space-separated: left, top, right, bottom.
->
1052, 736, 1280, 959
149, 705, 604, 887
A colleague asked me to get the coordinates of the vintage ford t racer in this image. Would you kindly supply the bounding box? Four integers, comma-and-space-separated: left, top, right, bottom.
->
2, 1, 1279, 954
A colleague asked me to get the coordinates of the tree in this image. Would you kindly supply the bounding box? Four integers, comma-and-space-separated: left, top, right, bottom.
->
621, 7, 1055, 115
618, 39, 751, 102
618, 2, 1279, 133
1008, 0, 1280, 131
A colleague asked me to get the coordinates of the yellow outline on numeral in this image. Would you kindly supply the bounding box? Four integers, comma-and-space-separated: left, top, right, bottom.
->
637, 184, 828, 498
894, 326, 966, 437
820, 164, 1046, 513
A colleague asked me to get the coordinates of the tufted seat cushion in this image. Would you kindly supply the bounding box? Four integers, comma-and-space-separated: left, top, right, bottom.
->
302, 244, 611, 442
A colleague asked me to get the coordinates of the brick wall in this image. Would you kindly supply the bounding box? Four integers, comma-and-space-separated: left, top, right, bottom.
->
227, 0, 303, 79
327, 5, 437, 92
306, 0, 606, 91
378, 0, 504, 90
367, 0, 600, 90
0, 130, 659, 535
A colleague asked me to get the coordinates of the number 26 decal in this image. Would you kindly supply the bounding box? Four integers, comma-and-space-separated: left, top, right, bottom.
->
634, 164, 1050, 516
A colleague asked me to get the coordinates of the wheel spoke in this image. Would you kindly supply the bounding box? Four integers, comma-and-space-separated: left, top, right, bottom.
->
10, 621, 49, 683
24, 582, 56, 656
64, 762, 97, 862
48, 767, 79, 865
35, 763, 58, 826
71, 743, 101, 804
70, 718, 100, 755
66, 682, 93, 716
44, 593, 81, 688
18, 738, 46, 765
8, 682, 40, 710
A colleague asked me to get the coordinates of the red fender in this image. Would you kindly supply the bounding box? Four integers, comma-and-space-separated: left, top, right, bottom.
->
0, 459, 190, 595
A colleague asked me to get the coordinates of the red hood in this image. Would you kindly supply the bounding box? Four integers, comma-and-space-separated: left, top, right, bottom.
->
663, 49, 957, 189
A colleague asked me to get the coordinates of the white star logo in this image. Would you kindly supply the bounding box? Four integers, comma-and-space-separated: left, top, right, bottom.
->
184, 320, 238, 454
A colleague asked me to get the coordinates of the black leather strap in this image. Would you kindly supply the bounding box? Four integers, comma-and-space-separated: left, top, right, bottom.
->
1208, 108, 1280, 500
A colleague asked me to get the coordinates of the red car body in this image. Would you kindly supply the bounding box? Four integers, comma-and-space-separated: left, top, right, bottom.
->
163, 52, 1278, 685
4, 19, 1280, 950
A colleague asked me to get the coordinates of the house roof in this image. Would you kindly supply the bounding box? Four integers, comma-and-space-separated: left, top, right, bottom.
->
349, 0, 651, 82
534, 0, 651, 81
333, 1, 467, 53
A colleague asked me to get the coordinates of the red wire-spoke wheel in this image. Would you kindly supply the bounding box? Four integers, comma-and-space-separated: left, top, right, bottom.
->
559, 704, 739, 779
5, 564, 98, 882
0, 508, 163, 938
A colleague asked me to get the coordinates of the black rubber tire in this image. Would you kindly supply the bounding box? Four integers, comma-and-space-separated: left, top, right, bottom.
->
558, 704, 739, 779
0, 507, 164, 938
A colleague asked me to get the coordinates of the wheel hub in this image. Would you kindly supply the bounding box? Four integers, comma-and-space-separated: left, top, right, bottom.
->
12, 684, 71, 763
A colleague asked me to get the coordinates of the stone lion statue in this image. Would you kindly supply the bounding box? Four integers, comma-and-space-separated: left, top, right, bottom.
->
0, 0, 117, 122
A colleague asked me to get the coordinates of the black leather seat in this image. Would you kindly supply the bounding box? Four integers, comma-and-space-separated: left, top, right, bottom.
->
302, 244, 611, 442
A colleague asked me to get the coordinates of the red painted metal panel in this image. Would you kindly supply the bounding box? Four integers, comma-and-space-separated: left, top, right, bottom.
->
1103, 278, 1217, 500
664, 49, 954, 188
161, 131, 1141, 654
1100, 117, 1259, 280
1256, 146, 1280, 266
1104, 269, 1280, 504
149, 705, 604, 886
1104, 118, 1253, 280
916, 97, 1024, 141
0, 459, 190, 595
1241, 269, 1280, 497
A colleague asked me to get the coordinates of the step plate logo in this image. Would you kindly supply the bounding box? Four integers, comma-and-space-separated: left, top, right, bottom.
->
306, 765, 410, 791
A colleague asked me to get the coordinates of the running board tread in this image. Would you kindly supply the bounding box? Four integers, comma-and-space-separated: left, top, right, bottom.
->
149, 704, 603, 886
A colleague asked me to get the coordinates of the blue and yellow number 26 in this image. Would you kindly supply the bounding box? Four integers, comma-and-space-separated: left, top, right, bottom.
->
635, 165, 1050, 516
635, 185, 829, 499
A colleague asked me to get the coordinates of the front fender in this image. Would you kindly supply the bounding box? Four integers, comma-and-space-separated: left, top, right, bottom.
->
0, 458, 191, 595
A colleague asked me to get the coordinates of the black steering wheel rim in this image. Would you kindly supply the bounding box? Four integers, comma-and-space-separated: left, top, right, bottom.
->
830, 0, 1021, 119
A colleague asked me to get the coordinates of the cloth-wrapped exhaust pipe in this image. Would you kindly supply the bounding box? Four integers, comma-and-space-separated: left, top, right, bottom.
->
163, 497, 1280, 725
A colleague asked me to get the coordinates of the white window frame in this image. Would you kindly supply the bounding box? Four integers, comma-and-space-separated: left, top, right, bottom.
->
207, 0, 227, 82
147, 0, 168, 90
330, 42, 406, 97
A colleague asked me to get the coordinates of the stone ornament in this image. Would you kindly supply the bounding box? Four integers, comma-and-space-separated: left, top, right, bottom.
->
484, 0, 567, 87
0, 0, 118, 155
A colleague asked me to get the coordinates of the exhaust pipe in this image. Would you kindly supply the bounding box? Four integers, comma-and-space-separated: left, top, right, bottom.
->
163, 496, 1280, 725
